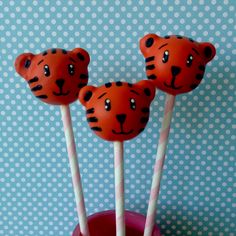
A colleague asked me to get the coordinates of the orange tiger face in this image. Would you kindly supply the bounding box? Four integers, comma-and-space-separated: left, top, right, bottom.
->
15, 48, 90, 105
79, 81, 156, 142
140, 34, 216, 95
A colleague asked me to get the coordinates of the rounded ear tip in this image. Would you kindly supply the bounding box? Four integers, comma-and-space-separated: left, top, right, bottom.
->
145, 80, 156, 101
78, 86, 87, 106
140, 33, 160, 41
78, 85, 95, 106
72, 47, 90, 65
202, 42, 216, 62
139, 33, 160, 54
14, 53, 34, 77
136, 80, 156, 101
80, 48, 90, 63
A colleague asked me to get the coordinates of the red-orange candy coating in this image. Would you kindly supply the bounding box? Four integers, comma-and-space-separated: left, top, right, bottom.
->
140, 34, 216, 95
15, 48, 90, 105
79, 81, 156, 142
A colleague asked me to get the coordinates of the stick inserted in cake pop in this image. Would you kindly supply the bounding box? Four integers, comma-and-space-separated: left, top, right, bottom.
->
15, 47, 91, 236
79, 80, 156, 236
114, 141, 125, 236
140, 34, 216, 236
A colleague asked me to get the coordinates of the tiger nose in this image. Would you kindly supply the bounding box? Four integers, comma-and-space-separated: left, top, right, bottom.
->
116, 114, 126, 125
56, 79, 65, 89
171, 66, 181, 76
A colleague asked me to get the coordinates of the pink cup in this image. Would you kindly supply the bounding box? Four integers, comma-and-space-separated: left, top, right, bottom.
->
73, 210, 161, 236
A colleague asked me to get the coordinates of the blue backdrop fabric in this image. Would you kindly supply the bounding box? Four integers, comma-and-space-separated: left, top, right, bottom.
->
0, 1, 235, 235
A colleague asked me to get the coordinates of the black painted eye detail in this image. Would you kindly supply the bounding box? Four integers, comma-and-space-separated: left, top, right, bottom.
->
44, 65, 50, 77
68, 64, 75, 75
130, 98, 136, 110
162, 50, 169, 63
105, 99, 111, 111
186, 54, 193, 67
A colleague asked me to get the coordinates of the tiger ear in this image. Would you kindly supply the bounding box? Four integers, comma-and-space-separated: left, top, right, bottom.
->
72, 48, 90, 66
199, 42, 216, 63
14, 53, 35, 78
135, 80, 156, 102
139, 33, 161, 57
78, 85, 96, 106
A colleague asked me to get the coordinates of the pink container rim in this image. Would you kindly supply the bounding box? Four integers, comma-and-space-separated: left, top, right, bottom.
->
73, 210, 161, 236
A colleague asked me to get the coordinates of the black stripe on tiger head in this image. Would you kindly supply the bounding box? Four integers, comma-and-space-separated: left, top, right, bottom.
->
189, 38, 195, 43
199, 65, 205, 72
28, 76, 39, 84
145, 56, 155, 63
146, 65, 155, 70
87, 117, 98, 123
140, 117, 149, 124
36, 95, 48, 99
80, 74, 88, 80
78, 83, 87, 88
86, 108, 94, 114
62, 49, 67, 54
147, 74, 157, 80
37, 59, 44, 65
105, 82, 112, 88
141, 107, 150, 113
116, 81, 123, 86
51, 48, 57, 54
190, 84, 199, 90
42, 51, 48, 56
138, 128, 145, 134
176, 35, 183, 39
196, 74, 204, 80
31, 85, 42, 92
91, 127, 102, 132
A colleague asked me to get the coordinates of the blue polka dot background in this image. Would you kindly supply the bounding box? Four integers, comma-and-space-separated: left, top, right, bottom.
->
0, 1, 235, 236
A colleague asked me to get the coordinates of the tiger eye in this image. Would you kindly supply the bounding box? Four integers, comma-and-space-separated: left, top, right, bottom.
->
130, 98, 136, 110
105, 99, 111, 111
186, 54, 193, 67
44, 64, 50, 77
162, 50, 169, 63
68, 64, 75, 75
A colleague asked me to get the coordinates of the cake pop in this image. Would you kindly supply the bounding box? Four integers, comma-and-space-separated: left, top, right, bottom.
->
79, 80, 156, 141
79, 80, 156, 236
140, 34, 216, 236
140, 34, 216, 95
15, 48, 90, 105
15, 47, 91, 236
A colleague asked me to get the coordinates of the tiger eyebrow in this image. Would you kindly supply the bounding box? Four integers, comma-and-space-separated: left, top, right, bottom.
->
69, 57, 76, 63
158, 43, 168, 50
37, 59, 44, 65
98, 92, 107, 99
192, 48, 200, 55
130, 90, 139, 95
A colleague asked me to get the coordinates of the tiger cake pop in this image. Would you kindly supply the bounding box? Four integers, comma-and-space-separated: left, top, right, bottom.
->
79, 80, 156, 141
140, 34, 216, 236
15, 47, 90, 105
140, 34, 216, 95
79, 80, 156, 236
15, 48, 91, 236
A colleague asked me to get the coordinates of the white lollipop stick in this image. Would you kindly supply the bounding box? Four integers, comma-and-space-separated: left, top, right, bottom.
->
144, 94, 176, 236
114, 141, 125, 236
60, 105, 90, 236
